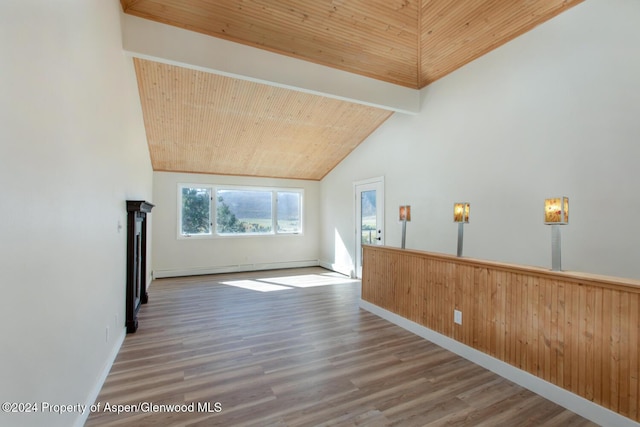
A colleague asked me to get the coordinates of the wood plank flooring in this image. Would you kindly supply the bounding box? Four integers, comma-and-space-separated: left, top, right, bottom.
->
86, 267, 597, 426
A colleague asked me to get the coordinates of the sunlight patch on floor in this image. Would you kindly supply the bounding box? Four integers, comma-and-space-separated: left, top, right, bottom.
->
220, 280, 292, 292
263, 274, 359, 288
220, 273, 359, 292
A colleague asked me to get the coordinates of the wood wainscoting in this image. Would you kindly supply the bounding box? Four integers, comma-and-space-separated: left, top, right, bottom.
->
361, 245, 640, 424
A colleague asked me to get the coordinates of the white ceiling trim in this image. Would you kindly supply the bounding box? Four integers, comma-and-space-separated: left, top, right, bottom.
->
120, 12, 420, 114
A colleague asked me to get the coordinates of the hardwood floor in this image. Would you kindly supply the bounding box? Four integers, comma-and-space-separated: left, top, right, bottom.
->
86, 267, 597, 426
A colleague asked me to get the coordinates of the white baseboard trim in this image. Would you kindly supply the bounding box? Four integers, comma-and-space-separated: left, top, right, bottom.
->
318, 260, 354, 278
74, 326, 126, 427
152, 259, 320, 279
359, 299, 639, 427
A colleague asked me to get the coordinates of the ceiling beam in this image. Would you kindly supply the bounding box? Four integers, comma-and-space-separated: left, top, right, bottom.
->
120, 12, 420, 115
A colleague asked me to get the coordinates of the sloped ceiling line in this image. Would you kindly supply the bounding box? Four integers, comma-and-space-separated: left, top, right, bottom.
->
120, 0, 584, 180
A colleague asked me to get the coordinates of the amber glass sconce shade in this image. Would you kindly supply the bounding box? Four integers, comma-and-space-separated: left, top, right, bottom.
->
544, 197, 569, 224
453, 202, 470, 223
399, 205, 411, 222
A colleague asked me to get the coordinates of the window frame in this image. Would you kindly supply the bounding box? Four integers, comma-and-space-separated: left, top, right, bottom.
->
275, 189, 304, 235
177, 185, 213, 239
177, 183, 304, 239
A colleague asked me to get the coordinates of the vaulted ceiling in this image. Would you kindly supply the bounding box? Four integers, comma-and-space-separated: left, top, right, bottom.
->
121, 0, 583, 180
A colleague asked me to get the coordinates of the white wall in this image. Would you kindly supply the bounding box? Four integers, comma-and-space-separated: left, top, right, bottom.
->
152, 172, 320, 277
0, 2, 153, 427
321, 0, 640, 280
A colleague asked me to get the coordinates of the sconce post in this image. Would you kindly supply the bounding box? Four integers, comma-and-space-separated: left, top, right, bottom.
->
551, 224, 562, 271
545, 197, 567, 271
457, 222, 464, 257
399, 205, 410, 249
453, 202, 469, 257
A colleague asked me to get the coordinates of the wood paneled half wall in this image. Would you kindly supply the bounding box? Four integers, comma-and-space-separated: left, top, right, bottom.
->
361, 245, 640, 424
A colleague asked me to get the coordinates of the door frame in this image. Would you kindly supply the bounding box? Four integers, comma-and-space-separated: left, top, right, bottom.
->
354, 176, 384, 279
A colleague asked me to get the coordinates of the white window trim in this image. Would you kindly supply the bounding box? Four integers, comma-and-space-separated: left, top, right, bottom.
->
177, 183, 304, 239
177, 184, 214, 239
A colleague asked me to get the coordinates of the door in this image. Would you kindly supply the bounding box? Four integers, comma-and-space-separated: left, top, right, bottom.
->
355, 177, 384, 278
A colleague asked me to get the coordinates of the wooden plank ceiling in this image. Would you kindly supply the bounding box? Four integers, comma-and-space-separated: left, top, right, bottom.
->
122, 0, 583, 180
134, 59, 392, 180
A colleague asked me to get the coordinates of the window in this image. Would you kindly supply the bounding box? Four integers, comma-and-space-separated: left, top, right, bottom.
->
216, 189, 273, 234
178, 184, 303, 238
180, 187, 212, 236
276, 191, 302, 234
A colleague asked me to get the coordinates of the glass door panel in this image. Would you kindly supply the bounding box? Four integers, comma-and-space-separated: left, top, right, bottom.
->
355, 178, 384, 278
361, 190, 378, 245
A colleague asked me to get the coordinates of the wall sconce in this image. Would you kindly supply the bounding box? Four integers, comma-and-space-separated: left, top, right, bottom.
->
453, 202, 470, 257
399, 205, 411, 249
544, 197, 569, 271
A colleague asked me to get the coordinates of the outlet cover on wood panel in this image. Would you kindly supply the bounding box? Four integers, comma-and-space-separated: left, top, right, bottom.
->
454, 310, 462, 325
